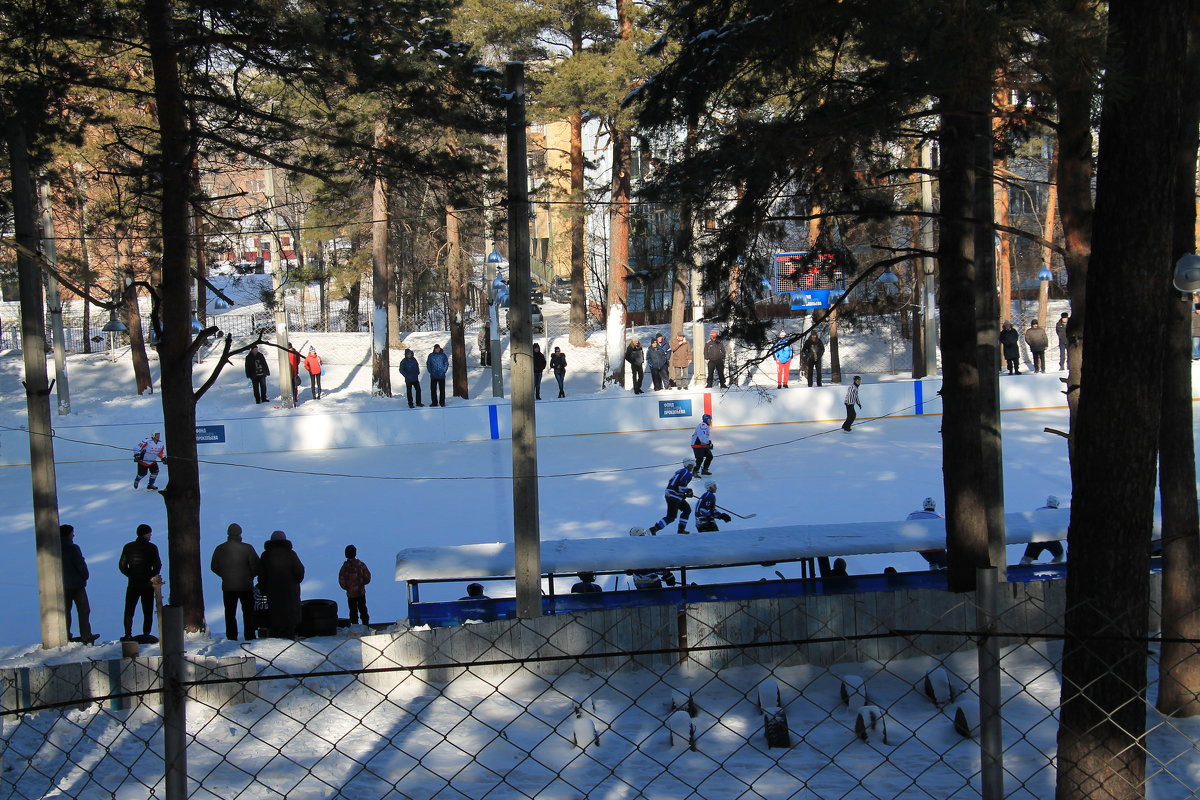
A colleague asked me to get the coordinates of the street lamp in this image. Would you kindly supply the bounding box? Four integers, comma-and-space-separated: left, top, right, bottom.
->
1173, 253, 1200, 294
1036, 264, 1053, 328
101, 312, 128, 363
875, 266, 900, 294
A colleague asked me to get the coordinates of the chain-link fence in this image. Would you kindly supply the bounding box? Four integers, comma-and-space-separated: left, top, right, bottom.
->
3, 572, 1196, 799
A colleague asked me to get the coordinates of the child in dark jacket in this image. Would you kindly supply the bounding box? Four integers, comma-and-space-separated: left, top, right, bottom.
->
338, 545, 372, 626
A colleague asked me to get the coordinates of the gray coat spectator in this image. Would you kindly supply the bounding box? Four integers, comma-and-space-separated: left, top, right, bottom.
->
1024, 321, 1049, 373
210, 523, 260, 640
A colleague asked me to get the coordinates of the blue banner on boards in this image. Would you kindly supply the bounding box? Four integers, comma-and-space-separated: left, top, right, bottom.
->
658, 399, 693, 419
195, 425, 226, 444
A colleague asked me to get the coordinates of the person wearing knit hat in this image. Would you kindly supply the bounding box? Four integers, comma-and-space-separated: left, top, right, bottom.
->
258, 529, 305, 638
119, 523, 161, 640
210, 523, 260, 640
338, 545, 372, 627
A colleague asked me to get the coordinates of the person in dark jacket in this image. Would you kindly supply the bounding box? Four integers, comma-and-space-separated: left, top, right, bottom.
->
550, 346, 567, 397
1056, 312, 1070, 370
245, 345, 270, 404
1024, 320, 1049, 373
647, 336, 670, 391
625, 338, 645, 393
801, 332, 825, 387
478, 323, 492, 367
571, 571, 602, 593
119, 524, 162, 639
532, 343, 547, 400
210, 522, 259, 640
1000, 321, 1021, 374
60, 524, 94, 642
426, 344, 449, 407
338, 545, 372, 626
258, 530, 305, 638
399, 349, 423, 408
703, 330, 726, 389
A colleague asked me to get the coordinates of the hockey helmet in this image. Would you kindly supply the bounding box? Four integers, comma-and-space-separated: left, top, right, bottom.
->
922, 497, 936, 511
683, 458, 697, 469
705, 480, 717, 492
702, 413, 712, 423
629, 527, 648, 537
1045, 495, 1060, 509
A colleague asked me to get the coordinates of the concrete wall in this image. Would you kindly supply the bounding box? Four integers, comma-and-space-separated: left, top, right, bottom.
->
0, 373, 1083, 467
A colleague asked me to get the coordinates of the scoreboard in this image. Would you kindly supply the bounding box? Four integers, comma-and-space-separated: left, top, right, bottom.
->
773, 252, 846, 309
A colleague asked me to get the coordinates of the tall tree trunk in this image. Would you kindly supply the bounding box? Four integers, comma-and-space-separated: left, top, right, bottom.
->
192, 164, 207, 327
123, 251, 153, 395
447, 205, 468, 398
1054, 0, 1097, 433
607, 0, 633, 387
75, 168, 94, 354
1039, 152, 1059, 329
1155, 0, 1200, 718
1056, 1, 1186, 795
568, 110, 587, 346
938, 86, 992, 593
145, 0, 206, 632
346, 280, 361, 331
993, 86, 1012, 328
371, 160, 391, 397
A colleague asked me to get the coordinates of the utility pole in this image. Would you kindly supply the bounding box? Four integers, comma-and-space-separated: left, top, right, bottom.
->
920, 142, 938, 378
507, 62, 542, 619
38, 181, 71, 415
6, 118, 67, 648
264, 163, 294, 408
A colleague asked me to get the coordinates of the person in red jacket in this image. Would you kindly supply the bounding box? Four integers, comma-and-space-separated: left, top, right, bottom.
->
287, 347, 302, 404
303, 347, 323, 399
338, 545, 372, 626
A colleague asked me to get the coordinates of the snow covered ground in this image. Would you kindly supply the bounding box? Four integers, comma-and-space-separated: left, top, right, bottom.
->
0, 302, 1195, 799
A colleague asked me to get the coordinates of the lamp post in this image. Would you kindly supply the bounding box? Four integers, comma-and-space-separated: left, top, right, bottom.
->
1036, 264, 1053, 329
486, 247, 505, 398
102, 293, 128, 363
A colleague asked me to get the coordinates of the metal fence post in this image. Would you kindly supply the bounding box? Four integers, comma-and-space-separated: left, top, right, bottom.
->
976, 566, 1004, 799
162, 605, 187, 800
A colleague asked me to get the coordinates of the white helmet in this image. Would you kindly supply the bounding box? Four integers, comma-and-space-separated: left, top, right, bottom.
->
1045, 495, 1060, 508
683, 458, 697, 469
629, 527, 648, 537
922, 497, 936, 511
705, 480, 717, 492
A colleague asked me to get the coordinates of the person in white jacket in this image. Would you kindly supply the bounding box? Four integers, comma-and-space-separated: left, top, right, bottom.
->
133, 432, 166, 491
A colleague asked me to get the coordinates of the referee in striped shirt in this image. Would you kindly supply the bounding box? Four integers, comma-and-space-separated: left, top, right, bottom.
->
842, 376, 862, 432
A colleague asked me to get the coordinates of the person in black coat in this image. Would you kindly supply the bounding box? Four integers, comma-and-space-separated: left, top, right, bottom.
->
533, 343, 547, 400
119, 524, 162, 639
801, 332, 825, 387
245, 345, 271, 404
258, 530, 305, 638
550, 346, 567, 397
61, 524, 94, 642
703, 331, 727, 388
624, 339, 645, 393
1000, 321, 1021, 374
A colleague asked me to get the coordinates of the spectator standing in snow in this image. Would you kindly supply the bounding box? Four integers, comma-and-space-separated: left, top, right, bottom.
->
670, 333, 692, 389
772, 331, 793, 388
60, 524, 94, 642
571, 571, 602, 593
802, 331, 825, 387
842, 376, 862, 432
1000, 321, 1020, 374
704, 330, 727, 388
695, 480, 732, 532
426, 344, 449, 406
338, 545, 372, 626
1021, 496, 1066, 565
478, 323, 491, 367
550, 346, 567, 397
647, 336, 669, 391
1024, 320, 1049, 373
644, 458, 697, 535
399, 349, 423, 408
532, 343, 547, 400
133, 431, 166, 491
303, 347, 324, 399
625, 338, 645, 394
287, 347, 302, 404
245, 344, 270, 404
1056, 312, 1070, 369
906, 497, 946, 569
691, 413, 715, 474
210, 522, 259, 641
258, 530, 305, 639
119, 524, 161, 639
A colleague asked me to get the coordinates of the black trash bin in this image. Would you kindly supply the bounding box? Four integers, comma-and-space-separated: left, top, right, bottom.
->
299, 599, 339, 637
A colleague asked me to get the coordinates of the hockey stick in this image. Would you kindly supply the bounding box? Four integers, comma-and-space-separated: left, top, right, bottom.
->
716, 503, 757, 520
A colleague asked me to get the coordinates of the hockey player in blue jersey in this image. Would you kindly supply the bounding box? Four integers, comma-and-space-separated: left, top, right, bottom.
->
646, 458, 697, 535
695, 480, 732, 532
